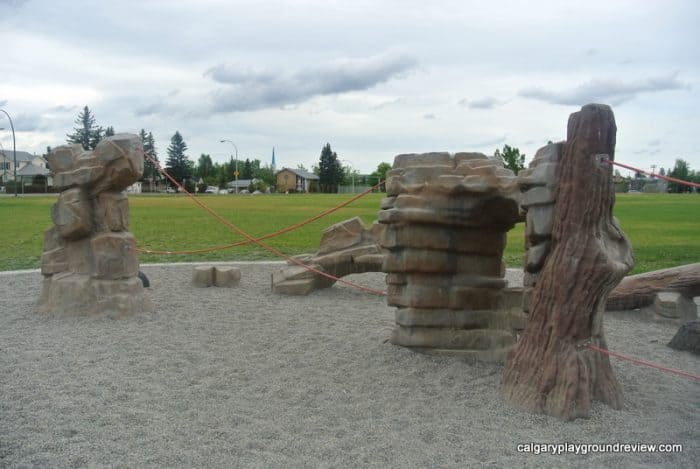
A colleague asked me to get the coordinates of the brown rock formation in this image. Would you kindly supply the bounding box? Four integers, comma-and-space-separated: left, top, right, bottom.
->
379, 152, 524, 360
501, 104, 634, 420
37, 134, 152, 317
271, 217, 385, 295
667, 319, 700, 355
518, 142, 563, 312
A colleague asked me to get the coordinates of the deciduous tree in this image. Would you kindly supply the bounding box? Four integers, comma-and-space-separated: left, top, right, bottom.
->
370, 161, 392, 191
669, 158, 691, 193
196, 154, 215, 179
494, 144, 526, 175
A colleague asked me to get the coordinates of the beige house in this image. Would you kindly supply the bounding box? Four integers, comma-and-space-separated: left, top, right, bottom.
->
276, 168, 319, 193
0, 150, 47, 184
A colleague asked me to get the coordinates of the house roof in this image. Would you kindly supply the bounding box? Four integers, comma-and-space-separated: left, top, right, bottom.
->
226, 179, 255, 188
277, 168, 319, 180
16, 163, 50, 176
0, 150, 38, 162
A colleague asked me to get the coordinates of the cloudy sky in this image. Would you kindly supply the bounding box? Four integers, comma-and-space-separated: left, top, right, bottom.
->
0, 0, 697, 174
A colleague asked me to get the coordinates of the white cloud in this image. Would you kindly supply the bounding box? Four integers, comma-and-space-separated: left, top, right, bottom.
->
206, 52, 417, 112
458, 97, 502, 109
0, 1, 697, 173
519, 74, 688, 106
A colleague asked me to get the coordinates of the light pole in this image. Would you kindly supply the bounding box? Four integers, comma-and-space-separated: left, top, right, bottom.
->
342, 159, 355, 193
0, 110, 17, 197
0, 139, 6, 185
220, 139, 239, 193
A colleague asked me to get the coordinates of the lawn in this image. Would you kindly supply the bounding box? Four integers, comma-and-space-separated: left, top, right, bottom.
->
0, 193, 697, 274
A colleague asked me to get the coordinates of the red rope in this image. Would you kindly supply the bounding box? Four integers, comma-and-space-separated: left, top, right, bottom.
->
136, 179, 384, 255
602, 159, 700, 189
586, 343, 700, 382
142, 153, 387, 296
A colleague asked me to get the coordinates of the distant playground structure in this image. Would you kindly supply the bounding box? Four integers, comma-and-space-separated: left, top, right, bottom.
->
37, 104, 699, 420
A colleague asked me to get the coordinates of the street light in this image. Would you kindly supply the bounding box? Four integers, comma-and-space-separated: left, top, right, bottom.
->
0, 140, 6, 185
0, 110, 17, 197
220, 139, 239, 194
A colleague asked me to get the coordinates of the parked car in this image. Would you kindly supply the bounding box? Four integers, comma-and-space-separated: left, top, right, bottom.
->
165, 187, 176, 193
204, 186, 219, 194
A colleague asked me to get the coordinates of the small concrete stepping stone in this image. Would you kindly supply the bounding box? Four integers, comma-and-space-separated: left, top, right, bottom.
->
192, 265, 241, 288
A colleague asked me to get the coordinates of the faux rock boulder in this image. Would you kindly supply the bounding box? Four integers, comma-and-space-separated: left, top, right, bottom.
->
37, 134, 152, 317
272, 217, 385, 295
517, 142, 563, 313
192, 265, 242, 288
378, 152, 524, 360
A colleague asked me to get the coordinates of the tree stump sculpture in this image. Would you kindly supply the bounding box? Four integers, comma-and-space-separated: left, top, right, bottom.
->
501, 104, 634, 420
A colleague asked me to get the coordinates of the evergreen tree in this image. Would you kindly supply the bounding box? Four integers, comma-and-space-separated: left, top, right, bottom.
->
146, 132, 157, 157
318, 143, 343, 193
165, 131, 191, 187
66, 106, 103, 150
139, 129, 160, 183
241, 158, 253, 179
104, 126, 115, 137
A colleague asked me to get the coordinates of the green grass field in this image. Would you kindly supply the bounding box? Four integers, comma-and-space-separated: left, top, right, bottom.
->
0, 193, 697, 274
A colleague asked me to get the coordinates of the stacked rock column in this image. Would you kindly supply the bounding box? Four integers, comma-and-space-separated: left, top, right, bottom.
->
517, 143, 562, 315
37, 134, 152, 317
378, 152, 523, 360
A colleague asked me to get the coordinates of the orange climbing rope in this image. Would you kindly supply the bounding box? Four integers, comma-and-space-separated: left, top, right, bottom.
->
586, 343, 700, 382
138, 152, 699, 383
136, 179, 384, 255
142, 153, 387, 296
602, 158, 700, 190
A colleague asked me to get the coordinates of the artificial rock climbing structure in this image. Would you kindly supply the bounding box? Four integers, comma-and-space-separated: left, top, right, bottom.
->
37, 134, 152, 317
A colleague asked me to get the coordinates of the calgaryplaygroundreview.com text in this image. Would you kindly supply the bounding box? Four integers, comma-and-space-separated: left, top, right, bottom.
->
517, 442, 683, 456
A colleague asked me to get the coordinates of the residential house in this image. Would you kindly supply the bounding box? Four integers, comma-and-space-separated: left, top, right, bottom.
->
0, 150, 47, 184
276, 168, 319, 193
227, 179, 254, 192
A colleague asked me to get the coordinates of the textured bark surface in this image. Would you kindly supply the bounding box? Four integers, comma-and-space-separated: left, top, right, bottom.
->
607, 263, 700, 310
501, 104, 634, 420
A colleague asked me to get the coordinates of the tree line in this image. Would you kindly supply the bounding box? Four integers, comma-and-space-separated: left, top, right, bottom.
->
63, 106, 278, 192
664, 159, 700, 193
63, 106, 394, 193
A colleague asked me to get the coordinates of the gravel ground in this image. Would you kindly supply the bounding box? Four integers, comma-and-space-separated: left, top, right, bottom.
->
1, 263, 698, 468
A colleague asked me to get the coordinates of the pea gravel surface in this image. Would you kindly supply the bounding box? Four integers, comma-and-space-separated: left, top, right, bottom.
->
1, 263, 698, 467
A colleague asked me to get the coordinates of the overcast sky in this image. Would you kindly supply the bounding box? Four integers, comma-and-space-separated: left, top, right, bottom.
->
1, 0, 698, 174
